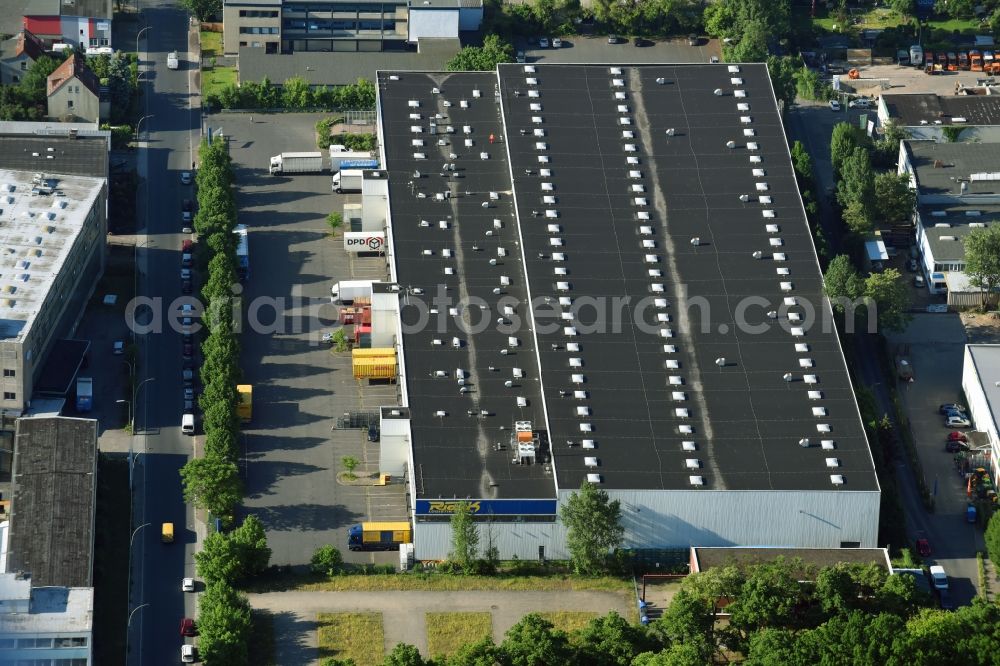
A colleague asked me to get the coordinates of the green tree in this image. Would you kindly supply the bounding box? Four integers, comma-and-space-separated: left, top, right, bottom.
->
282, 76, 313, 108
874, 171, 916, 224
963, 226, 1000, 309
18, 55, 62, 107
575, 611, 655, 665
890, 0, 917, 19
179, 456, 242, 518
728, 561, 803, 635
106, 51, 135, 124
842, 199, 874, 236
382, 644, 425, 666
766, 55, 798, 110
724, 20, 769, 62
310, 544, 344, 575
837, 146, 875, 213
814, 563, 858, 615
863, 268, 911, 333
986, 511, 1000, 568
447, 34, 514, 71
341, 455, 359, 478
559, 480, 623, 575
197, 582, 252, 665
443, 637, 499, 666
499, 613, 574, 666
648, 589, 715, 649
326, 211, 344, 237
825, 255, 864, 315
229, 515, 271, 578
179, 0, 222, 20
633, 643, 711, 666
449, 501, 480, 573
794, 65, 824, 100
790, 140, 814, 189
830, 122, 868, 177
195, 531, 243, 585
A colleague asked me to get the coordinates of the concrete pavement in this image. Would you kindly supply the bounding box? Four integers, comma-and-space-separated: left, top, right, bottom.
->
249, 589, 633, 663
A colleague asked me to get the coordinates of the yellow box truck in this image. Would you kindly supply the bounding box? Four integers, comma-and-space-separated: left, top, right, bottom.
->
347, 522, 411, 551
237, 385, 252, 423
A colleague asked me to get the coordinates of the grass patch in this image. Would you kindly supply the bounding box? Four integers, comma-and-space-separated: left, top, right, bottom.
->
202, 65, 237, 100
538, 611, 598, 634
248, 610, 277, 666
200, 30, 222, 57
426, 612, 492, 657
295, 573, 632, 594
317, 612, 384, 666
925, 17, 980, 33
92, 455, 130, 666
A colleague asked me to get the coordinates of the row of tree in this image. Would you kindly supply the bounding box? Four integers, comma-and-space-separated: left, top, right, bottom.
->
206, 76, 376, 112
178, 137, 244, 522
0, 55, 63, 121
332, 559, 1000, 666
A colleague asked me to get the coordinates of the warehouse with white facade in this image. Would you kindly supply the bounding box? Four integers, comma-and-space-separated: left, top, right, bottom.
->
373, 64, 880, 560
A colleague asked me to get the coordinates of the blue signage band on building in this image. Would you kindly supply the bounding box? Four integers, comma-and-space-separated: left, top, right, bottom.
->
415, 499, 558, 515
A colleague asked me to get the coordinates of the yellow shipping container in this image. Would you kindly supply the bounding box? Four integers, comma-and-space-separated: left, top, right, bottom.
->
351, 347, 396, 358
352, 356, 397, 380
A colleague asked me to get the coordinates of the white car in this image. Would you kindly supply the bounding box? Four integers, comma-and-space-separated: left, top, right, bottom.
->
113, 340, 125, 355
182, 577, 195, 592
848, 98, 871, 109
180, 171, 193, 185
946, 415, 971, 428
929, 565, 948, 590
552, 38, 562, 48
829, 100, 841, 111
181, 644, 196, 663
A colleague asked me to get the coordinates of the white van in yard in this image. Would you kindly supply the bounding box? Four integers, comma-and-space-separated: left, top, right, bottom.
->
182, 413, 195, 435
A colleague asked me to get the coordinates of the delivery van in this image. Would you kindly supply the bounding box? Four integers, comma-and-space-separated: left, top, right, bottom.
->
182, 413, 195, 435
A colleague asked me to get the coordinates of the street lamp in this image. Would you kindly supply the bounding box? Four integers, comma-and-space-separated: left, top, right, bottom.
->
135, 26, 150, 62
134, 114, 154, 145
130, 522, 151, 549
117, 399, 132, 432
131, 377, 155, 435
127, 603, 149, 628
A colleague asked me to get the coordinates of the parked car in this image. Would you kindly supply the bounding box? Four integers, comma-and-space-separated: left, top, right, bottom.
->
608, 34, 625, 44
939, 403, 967, 415
633, 37, 652, 47
829, 100, 841, 111
516, 51, 526, 63
181, 210, 193, 234
929, 565, 948, 590
947, 431, 969, 442
687, 33, 700, 46
945, 440, 968, 453
179, 618, 197, 637
848, 97, 872, 109
181, 644, 196, 663
183, 341, 193, 358
916, 538, 931, 557
182, 279, 193, 295
181, 268, 192, 280
938, 589, 955, 610
180, 171, 192, 185
539, 37, 550, 48
552, 38, 562, 48
914, 274, 925, 288
367, 423, 380, 442
182, 577, 195, 592
946, 415, 972, 428
113, 340, 125, 355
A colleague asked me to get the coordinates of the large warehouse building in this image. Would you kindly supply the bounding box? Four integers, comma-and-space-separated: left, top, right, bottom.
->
371, 63, 880, 560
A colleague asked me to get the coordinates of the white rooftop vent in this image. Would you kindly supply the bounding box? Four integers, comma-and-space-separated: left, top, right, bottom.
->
766, 224, 780, 233
731, 77, 743, 84
572, 374, 585, 384
637, 211, 650, 220
830, 474, 845, 486
728, 65, 740, 72
777, 267, 790, 276
651, 283, 664, 293
619, 117, 632, 126
665, 358, 679, 368
535, 141, 547, 150
773, 253, 787, 261
545, 209, 558, 218
584, 456, 598, 467
799, 358, 814, 368
672, 391, 687, 401
669, 375, 683, 385
634, 197, 647, 206
537, 155, 549, 163
612, 78, 625, 87
615, 91, 626, 100
659, 328, 674, 338
610, 67, 622, 75
744, 128, 756, 137
808, 390, 823, 400
740, 116, 752, 124
627, 156, 639, 165
582, 439, 595, 449
804, 374, 818, 384
624, 143, 637, 152
780, 282, 793, 292
622, 130, 634, 139
817, 423, 832, 433
564, 327, 578, 337
813, 407, 828, 416
587, 473, 602, 483
526, 77, 538, 85
532, 116, 543, 123
685, 458, 700, 469
769, 238, 783, 247
408, 100, 420, 107
735, 89, 747, 98
791, 327, 805, 337
533, 128, 545, 137
682, 441, 696, 452
549, 238, 563, 247
530, 103, 542, 111
821, 440, 835, 450
580, 423, 593, 432
663, 345, 676, 353
737, 102, 750, 111
577, 406, 590, 416
675, 408, 690, 418
756, 182, 769, 191
748, 142, 759, 150
689, 475, 705, 486
825, 457, 840, 468
679, 424, 693, 434
524, 65, 535, 72
640, 226, 653, 235
795, 343, 809, 352
953, 117, 967, 123
541, 182, 554, 191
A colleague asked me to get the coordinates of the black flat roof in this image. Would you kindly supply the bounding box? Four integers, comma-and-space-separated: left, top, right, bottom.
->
497, 63, 877, 492
378, 71, 556, 501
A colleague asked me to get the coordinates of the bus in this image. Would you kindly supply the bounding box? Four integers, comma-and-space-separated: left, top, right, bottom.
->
234, 224, 249, 281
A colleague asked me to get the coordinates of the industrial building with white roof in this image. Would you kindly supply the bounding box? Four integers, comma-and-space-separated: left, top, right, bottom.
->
0, 169, 106, 415
364, 63, 879, 560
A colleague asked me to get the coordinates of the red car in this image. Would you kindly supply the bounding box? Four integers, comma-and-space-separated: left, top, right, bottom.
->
947, 432, 968, 442
180, 618, 197, 637
916, 538, 931, 557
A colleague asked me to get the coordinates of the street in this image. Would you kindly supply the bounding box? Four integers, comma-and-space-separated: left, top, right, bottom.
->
786, 102, 983, 605
128, 2, 201, 664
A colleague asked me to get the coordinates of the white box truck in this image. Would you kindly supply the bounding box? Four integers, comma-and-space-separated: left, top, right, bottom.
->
269, 152, 325, 175
167, 51, 179, 69
331, 279, 374, 304
332, 169, 364, 193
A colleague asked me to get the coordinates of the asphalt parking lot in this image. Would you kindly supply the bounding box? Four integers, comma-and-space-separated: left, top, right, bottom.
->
217, 111, 405, 566
519, 35, 721, 65
887, 314, 984, 605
